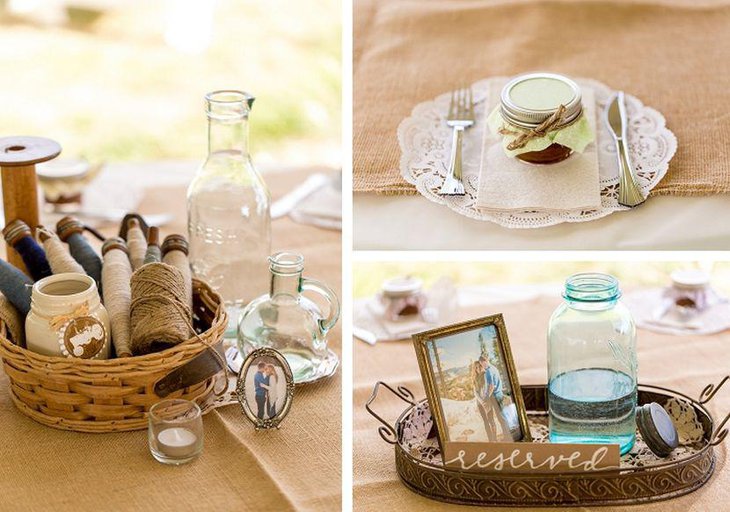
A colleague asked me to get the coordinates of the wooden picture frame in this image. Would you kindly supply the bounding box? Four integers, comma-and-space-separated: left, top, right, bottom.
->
412, 314, 531, 454
236, 348, 295, 430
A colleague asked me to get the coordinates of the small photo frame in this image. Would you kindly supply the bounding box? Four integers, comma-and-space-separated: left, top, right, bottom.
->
236, 348, 294, 430
412, 314, 531, 452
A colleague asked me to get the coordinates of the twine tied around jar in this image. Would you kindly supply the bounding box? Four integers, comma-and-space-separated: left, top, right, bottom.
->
49, 302, 89, 331
499, 104, 568, 150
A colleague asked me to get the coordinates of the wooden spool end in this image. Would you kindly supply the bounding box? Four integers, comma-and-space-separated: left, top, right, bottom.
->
0, 136, 62, 274
0, 137, 61, 167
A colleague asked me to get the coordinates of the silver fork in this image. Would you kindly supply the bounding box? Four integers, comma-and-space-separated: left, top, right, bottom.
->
439, 86, 474, 196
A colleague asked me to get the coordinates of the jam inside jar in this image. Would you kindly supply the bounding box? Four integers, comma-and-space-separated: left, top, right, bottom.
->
517, 143, 573, 165
500, 73, 584, 165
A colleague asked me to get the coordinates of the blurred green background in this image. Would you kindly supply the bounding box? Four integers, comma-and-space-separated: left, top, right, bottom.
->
353, 260, 730, 298
0, 0, 340, 166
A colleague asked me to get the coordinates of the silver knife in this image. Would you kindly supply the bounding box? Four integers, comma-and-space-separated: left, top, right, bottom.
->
605, 92, 645, 207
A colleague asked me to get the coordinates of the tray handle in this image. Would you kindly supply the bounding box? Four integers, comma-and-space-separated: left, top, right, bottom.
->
699, 376, 730, 446
365, 381, 416, 445
699, 375, 729, 404
710, 411, 729, 446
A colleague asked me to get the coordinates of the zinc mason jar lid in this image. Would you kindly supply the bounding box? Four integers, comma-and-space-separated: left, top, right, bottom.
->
500, 72, 583, 130
636, 402, 679, 457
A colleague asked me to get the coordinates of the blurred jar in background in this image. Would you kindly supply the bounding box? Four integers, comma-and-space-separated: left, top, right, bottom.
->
377, 276, 427, 322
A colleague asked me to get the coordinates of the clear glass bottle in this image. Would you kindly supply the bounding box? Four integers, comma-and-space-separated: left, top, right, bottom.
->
237, 252, 340, 384
187, 90, 271, 332
547, 273, 637, 455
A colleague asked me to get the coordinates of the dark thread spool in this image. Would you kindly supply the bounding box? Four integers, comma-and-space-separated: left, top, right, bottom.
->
57, 216, 103, 293
0, 258, 32, 316
2, 219, 52, 281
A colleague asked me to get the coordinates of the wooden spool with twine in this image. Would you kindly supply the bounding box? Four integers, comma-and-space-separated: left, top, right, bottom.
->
0, 279, 227, 433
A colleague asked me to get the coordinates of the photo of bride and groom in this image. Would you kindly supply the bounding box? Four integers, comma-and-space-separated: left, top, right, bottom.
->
470, 350, 517, 442
425, 322, 523, 443
251, 359, 286, 420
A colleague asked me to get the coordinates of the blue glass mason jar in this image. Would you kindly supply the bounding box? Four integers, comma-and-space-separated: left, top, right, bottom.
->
547, 273, 637, 455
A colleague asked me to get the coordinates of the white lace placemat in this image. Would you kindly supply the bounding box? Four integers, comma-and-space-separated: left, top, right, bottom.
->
398, 77, 677, 229
624, 288, 730, 336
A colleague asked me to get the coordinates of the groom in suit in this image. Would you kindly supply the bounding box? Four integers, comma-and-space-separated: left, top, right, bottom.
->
479, 354, 513, 439
254, 361, 268, 419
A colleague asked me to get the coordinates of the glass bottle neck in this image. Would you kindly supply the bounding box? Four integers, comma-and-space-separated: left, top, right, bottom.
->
208, 116, 249, 156
563, 272, 620, 311
271, 271, 302, 298
565, 299, 618, 311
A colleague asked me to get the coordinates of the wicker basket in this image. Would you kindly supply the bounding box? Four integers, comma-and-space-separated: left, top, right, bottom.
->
0, 278, 228, 433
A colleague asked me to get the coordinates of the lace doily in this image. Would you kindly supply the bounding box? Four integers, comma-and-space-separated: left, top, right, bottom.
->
398, 77, 677, 229
399, 398, 706, 469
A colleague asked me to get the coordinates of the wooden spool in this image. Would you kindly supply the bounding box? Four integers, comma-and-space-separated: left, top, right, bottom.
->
0, 136, 61, 274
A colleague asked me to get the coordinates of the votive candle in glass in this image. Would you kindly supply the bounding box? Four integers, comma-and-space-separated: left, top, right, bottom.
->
148, 399, 203, 465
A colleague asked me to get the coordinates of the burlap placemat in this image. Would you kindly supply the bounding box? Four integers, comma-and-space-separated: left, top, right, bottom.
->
354, 0, 730, 196
353, 294, 730, 511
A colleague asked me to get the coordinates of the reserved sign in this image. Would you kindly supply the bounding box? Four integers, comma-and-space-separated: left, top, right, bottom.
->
443, 442, 621, 473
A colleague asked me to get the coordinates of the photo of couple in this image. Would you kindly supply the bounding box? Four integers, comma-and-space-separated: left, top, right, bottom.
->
470, 346, 515, 442
249, 357, 287, 420
426, 323, 522, 443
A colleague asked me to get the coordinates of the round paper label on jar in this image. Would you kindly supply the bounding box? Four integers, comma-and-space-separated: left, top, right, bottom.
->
59, 316, 107, 359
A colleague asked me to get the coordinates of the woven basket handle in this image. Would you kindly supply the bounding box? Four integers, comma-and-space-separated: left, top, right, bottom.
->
154, 343, 226, 397
365, 381, 416, 445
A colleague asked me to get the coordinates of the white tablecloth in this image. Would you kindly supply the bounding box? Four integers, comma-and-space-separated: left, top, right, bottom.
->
354, 194, 730, 250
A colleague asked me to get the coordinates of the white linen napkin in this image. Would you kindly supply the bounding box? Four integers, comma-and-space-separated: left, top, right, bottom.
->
353, 298, 435, 342
476, 84, 601, 212
290, 174, 342, 230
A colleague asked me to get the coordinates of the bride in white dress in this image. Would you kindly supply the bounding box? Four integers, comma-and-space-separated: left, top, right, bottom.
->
264, 364, 279, 418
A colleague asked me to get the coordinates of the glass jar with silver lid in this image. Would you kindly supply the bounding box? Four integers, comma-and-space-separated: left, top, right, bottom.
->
499, 72, 584, 164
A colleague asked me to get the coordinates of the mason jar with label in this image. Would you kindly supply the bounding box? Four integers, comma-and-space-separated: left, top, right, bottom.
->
492, 72, 592, 165
25, 273, 111, 359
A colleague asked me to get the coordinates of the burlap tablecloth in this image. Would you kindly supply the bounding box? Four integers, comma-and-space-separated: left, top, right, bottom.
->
0, 167, 341, 512
354, 0, 730, 196
354, 295, 729, 511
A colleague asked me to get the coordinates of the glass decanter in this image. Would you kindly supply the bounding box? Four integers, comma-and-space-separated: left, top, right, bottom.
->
187, 90, 271, 334
547, 273, 637, 455
237, 252, 340, 383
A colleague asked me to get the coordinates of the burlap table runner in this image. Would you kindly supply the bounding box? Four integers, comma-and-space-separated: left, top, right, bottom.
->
354, 294, 729, 511
0, 168, 341, 512
354, 0, 730, 196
